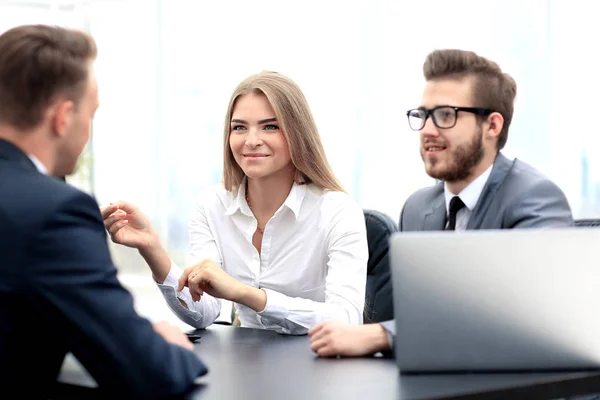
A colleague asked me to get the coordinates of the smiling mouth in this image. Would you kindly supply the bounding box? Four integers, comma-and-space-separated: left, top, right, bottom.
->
243, 154, 269, 158
425, 146, 447, 153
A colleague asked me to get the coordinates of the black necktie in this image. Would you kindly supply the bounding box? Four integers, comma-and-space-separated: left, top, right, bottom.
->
446, 196, 466, 231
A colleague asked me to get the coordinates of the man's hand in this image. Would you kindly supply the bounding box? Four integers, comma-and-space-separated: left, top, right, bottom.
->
153, 321, 193, 351
309, 321, 391, 357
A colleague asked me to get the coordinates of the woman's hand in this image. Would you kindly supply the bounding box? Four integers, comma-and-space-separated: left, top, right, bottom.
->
178, 259, 245, 302
101, 201, 159, 250
178, 260, 267, 311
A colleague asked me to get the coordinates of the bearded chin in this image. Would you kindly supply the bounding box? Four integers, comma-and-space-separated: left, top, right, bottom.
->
424, 128, 485, 182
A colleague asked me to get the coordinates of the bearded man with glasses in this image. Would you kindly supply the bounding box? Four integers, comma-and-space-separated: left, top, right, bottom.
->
309, 48, 573, 358
401, 49, 572, 232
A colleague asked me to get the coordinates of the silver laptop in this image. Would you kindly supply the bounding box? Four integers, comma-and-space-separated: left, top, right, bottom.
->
390, 228, 600, 373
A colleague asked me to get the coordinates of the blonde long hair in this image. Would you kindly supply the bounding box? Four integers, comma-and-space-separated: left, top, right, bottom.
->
222, 71, 344, 192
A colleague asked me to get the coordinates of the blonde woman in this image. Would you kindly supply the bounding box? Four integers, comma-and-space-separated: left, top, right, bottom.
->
102, 72, 368, 334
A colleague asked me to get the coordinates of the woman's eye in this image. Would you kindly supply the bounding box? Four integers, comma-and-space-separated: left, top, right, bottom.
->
264, 124, 279, 131
231, 125, 246, 131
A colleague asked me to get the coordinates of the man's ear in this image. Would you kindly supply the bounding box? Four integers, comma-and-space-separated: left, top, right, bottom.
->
51, 99, 75, 138
486, 112, 504, 139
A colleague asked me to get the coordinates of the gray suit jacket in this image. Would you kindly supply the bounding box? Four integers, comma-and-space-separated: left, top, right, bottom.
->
381, 152, 574, 345
400, 152, 573, 231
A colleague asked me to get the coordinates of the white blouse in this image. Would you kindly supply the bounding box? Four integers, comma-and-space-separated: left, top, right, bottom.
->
157, 181, 368, 335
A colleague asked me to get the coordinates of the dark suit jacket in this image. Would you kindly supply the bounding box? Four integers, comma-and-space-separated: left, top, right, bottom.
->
0, 139, 207, 398
382, 153, 574, 343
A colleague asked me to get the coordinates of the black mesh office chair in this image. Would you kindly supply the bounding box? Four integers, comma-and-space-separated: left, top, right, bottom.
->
363, 209, 397, 324
574, 218, 600, 227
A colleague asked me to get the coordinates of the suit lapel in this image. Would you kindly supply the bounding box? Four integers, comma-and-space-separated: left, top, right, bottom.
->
467, 152, 515, 229
423, 191, 446, 231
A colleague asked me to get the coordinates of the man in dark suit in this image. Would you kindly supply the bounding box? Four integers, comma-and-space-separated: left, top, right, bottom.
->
309, 48, 573, 357
0, 25, 207, 397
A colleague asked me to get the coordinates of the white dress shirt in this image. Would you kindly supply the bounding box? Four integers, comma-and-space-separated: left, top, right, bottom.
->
27, 154, 48, 175
444, 164, 493, 231
157, 180, 368, 335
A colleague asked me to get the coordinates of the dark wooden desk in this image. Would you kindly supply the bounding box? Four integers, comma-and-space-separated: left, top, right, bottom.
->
58, 325, 600, 399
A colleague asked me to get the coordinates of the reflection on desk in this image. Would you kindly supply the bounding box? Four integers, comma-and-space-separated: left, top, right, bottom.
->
58, 325, 600, 399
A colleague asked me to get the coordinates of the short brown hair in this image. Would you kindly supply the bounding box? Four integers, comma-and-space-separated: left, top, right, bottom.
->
222, 71, 344, 192
423, 49, 517, 150
0, 25, 97, 131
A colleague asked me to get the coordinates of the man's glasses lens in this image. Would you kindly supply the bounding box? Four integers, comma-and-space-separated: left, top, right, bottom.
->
432, 107, 457, 128
407, 107, 457, 130
408, 109, 426, 130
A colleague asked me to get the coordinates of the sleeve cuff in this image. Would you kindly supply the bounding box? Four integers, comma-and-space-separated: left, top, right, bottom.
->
379, 320, 396, 354
158, 285, 204, 323
257, 288, 289, 323
257, 289, 313, 333
156, 262, 194, 309
160, 262, 183, 288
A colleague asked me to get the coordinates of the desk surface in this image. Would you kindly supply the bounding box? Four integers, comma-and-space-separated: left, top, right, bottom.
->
58, 325, 600, 399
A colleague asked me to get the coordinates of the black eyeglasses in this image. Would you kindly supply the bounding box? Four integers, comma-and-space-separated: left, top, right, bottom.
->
406, 106, 493, 131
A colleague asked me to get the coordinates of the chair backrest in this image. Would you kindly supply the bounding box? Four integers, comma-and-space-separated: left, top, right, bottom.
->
575, 218, 600, 227
363, 209, 397, 323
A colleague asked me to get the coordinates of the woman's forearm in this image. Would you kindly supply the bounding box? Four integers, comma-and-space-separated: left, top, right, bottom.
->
139, 239, 172, 283
236, 286, 267, 312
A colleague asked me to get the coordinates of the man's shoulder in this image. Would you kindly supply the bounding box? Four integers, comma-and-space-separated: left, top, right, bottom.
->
483, 155, 573, 228
12, 170, 92, 205
502, 158, 564, 195
399, 182, 444, 229
0, 169, 104, 279
0, 168, 98, 231
404, 182, 444, 208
